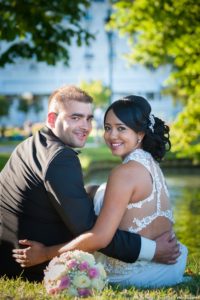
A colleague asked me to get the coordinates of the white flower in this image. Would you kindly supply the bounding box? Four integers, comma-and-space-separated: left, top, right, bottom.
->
44, 250, 107, 296
96, 263, 107, 279
48, 256, 60, 268
45, 264, 67, 281
66, 250, 95, 266
75, 250, 95, 266
91, 278, 105, 290
73, 274, 91, 288
67, 286, 79, 296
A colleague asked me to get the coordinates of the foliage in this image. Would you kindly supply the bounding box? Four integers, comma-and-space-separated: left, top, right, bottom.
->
0, 0, 93, 67
18, 93, 43, 115
0, 95, 12, 117
170, 96, 200, 163
108, 0, 200, 161
79, 80, 111, 107
0, 153, 10, 170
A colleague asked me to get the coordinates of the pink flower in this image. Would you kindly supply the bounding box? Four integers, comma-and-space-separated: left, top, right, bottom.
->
78, 288, 92, 297
67, 259, 77, 269
48, 287, 59, 295
79, 261, 89, 271
59, 276, 70, 290
44, 250, 107, 297
88, 267, 99, 279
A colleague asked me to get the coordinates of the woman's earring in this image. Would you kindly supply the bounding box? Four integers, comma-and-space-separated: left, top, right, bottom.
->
137, 138, 141, 144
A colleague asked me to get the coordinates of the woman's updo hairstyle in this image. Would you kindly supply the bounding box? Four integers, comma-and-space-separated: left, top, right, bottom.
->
104, 95, 171, 162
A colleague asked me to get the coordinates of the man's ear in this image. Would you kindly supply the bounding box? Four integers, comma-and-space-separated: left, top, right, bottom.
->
47, 112, 57, 128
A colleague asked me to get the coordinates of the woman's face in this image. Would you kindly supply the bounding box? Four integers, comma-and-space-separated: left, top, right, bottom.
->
104, 109, 143, 159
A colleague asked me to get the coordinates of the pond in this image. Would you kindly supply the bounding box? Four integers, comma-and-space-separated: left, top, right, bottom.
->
86, 169, 200, 257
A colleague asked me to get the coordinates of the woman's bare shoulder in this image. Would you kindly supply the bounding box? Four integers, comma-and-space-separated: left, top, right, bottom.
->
110, 160, 147, 179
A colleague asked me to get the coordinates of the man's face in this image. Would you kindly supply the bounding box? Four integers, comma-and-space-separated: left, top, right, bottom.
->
50, 100, 93, 148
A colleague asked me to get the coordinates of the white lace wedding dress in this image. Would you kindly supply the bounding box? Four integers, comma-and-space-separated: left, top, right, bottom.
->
93, 149, 188, 288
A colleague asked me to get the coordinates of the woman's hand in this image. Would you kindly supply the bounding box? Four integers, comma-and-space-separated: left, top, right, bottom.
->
12, 239, 48, 268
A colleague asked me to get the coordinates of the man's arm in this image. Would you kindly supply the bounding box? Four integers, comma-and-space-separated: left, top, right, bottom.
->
100, 229, 141, 262
12, 226, 179, 267
45, 150, 96, 235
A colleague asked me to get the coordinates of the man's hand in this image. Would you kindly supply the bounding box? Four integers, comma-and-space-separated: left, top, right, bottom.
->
12, 239, 48, 268
153, 231, 180, 264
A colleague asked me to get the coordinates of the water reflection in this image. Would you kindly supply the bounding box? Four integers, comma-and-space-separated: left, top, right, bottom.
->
86, 170, 200, 256
165, 172, 200, 256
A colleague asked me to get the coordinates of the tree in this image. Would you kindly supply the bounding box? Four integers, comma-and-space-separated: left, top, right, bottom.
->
79, 80, 111, 143
18, 93, 43, 115
0, 95, 11, 118
0, 95, 12, 137
170, 95, 200, 163
108, 0, 200, 162
0, 0, 93, 66
79, 80, 111, 107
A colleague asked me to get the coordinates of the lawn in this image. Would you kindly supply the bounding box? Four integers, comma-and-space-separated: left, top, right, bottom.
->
0, 258, 199, 300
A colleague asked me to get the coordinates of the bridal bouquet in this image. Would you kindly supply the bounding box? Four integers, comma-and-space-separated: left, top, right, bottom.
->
44, 250, 107, 297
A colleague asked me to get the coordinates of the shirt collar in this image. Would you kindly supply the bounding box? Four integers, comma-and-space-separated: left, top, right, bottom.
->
41, 126, 80, 155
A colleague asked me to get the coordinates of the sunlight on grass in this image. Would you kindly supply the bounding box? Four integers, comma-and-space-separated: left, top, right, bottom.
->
0, 267, 199, 300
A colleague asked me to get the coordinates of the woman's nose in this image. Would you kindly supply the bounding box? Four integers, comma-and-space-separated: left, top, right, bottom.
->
108, 128, 118, 138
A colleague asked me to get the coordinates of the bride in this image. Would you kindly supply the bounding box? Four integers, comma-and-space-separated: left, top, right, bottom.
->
13, 95, 188, 288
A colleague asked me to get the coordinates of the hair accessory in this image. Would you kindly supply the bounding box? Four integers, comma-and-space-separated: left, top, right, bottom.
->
149, 114, 155, 132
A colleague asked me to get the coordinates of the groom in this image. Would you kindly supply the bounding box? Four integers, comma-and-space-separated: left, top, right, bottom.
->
0, 85, 179, 282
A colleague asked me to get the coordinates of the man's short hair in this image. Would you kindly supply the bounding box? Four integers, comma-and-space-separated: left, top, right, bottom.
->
48, 85, 93, 113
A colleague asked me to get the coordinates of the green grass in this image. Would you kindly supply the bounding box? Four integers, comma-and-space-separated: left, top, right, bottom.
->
0, 153, 10, 170
0, 139, 22, 146
0, 257, 199, 300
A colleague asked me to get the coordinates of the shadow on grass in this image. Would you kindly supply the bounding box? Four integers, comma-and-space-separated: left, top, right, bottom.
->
109, 273, 200, 298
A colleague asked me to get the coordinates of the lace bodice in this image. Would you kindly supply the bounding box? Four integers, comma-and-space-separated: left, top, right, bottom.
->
94, 149, 174, 234
122, 149, 174, 233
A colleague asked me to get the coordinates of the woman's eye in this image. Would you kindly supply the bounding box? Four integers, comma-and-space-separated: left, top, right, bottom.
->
104, 126, 111, 131
118, 126, 126, 131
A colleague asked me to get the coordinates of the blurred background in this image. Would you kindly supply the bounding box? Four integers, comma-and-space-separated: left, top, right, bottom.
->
1, 0, 199, 163
0, 0, 199, 262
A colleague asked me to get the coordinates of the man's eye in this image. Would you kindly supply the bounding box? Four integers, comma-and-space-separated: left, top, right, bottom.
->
72, 116, 80, 120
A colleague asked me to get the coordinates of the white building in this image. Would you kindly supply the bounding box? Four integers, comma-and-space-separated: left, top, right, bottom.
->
0, 0, 181, 127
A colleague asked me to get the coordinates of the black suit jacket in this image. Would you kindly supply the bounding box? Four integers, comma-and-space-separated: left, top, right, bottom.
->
0, 126, 141, 281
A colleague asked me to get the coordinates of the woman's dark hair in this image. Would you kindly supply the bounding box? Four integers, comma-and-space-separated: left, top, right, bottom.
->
104, 95, 171, 162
